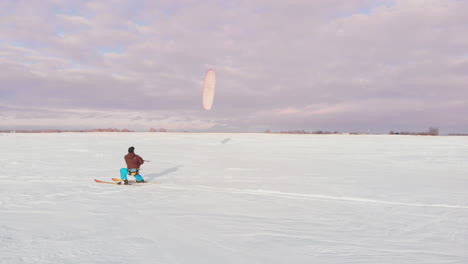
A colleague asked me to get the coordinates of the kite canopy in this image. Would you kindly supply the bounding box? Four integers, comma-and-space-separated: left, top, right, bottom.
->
202, 69, 216, 110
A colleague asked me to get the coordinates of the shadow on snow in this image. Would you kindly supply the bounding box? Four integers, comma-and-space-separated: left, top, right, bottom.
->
145, 165, 181, 181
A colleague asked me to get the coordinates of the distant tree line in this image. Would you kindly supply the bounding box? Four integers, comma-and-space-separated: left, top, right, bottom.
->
264, 130, 350, 134
149, 128, 167, 132
0, 128, 174, 133
389, 127, 439, 136
0, 128, 134, 133
263, 127, 450, 136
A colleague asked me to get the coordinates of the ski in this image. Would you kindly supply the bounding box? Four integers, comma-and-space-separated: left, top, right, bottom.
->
112, 178, 160, 184
94, 179, 131, 185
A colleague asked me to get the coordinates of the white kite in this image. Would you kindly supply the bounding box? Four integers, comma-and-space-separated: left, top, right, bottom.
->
202, 69, 216, 110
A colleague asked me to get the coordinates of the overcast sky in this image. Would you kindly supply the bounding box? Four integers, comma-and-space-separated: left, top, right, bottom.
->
1, 0, 467, 133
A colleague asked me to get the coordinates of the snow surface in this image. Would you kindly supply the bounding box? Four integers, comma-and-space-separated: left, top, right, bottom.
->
1, 133, 467, 264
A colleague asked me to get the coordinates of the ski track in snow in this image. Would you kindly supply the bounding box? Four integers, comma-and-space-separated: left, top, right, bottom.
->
226, 167, 261, 171
159, 185, 468, 210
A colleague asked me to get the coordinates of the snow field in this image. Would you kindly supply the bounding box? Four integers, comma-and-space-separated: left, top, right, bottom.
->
1, 133, 467, 264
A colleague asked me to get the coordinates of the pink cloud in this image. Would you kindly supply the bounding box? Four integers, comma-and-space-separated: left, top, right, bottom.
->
275, 105, 352, 117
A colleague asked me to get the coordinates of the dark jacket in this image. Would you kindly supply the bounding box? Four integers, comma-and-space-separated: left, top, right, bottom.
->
124, 153, 144, 169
